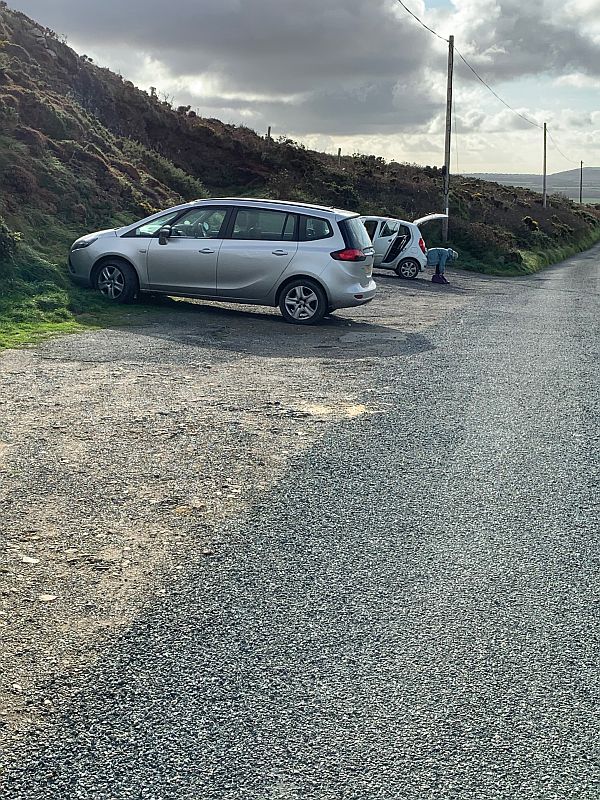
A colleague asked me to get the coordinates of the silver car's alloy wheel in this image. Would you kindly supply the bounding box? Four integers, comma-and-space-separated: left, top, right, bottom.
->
284, 285, 319, 320
97, 265, 125, 300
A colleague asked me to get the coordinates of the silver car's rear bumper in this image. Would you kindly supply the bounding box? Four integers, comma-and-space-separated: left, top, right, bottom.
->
329, 278, 377, 309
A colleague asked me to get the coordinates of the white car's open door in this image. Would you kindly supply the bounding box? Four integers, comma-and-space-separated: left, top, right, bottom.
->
413, 213, 448, 226
372, 220, 400, 266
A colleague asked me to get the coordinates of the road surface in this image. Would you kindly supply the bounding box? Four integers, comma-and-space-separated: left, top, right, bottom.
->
1, 249, 599, 798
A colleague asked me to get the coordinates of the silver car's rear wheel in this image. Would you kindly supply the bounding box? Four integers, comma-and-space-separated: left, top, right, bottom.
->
95, 259, 138, 304
396, 259, 420, 279
279, 279, 327, 325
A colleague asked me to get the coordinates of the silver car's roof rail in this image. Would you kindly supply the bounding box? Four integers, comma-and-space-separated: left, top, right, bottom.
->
193, 197, 357, 215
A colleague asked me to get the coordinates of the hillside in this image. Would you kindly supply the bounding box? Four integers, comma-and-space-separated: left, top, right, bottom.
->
1, 2, 600, 346
468, 168, 600, 202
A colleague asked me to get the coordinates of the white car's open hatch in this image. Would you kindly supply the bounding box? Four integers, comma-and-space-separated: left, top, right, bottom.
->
413, 213, 448, 226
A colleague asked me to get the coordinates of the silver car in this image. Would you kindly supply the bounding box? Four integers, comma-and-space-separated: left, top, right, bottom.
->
68, 198, 376, 325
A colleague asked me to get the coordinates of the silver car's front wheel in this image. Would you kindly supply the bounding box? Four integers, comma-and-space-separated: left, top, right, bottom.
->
95, 259, 138, 304
98, 265, 125, 300
279, 279, 327, 325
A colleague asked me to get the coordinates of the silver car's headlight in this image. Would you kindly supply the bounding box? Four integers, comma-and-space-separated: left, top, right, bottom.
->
70, 237, 98, 252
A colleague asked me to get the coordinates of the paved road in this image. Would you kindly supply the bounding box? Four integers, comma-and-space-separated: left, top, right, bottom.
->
3, 249, 600, 799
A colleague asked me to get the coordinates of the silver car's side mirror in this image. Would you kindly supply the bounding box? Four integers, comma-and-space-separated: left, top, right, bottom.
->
158, 225, 172, 245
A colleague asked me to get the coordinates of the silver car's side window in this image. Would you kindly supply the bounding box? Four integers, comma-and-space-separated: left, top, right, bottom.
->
170, 208, 228, 239
231, 209, 296, 241
300, 216, 333, 241
130, 211, 181, 238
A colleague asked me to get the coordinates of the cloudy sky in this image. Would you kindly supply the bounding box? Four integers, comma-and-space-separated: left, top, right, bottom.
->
12, 0, 600, 172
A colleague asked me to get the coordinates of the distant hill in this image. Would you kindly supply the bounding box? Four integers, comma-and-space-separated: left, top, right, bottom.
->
467, 168, 600, 202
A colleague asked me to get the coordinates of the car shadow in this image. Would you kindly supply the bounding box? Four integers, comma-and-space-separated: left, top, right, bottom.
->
121, 294, 435, 362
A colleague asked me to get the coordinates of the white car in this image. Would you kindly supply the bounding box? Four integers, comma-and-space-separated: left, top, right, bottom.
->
360, 214, 447, 279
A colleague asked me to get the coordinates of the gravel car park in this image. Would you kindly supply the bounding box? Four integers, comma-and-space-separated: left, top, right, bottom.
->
69, 198, 377, 325
3, 245, 600, 798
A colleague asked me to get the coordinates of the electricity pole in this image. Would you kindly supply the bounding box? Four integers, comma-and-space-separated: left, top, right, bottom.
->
542, 122, 547, 208
580, 160, 583, 204
442, 34, 454, 242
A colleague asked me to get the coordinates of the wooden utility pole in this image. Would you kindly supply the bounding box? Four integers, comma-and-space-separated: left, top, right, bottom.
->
337, 147, 342, 167
542, 122, 547, 208
580, 160, 583, 204
442, 34, 454, 242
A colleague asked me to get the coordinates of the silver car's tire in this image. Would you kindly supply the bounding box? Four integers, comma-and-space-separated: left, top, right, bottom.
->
279, 279, 327, 325
396, 259, 420, 280
95, 259, 138, 304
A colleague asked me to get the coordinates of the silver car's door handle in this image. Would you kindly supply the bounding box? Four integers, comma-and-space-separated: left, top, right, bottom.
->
199, 248, 216, 254
272, 250, 288, 255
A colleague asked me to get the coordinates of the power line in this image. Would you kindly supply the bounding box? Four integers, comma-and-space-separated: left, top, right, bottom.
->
454, 52, 543, 129
546, 129, 580, 166
393, 0, 582, 179
393, 0, 448, 43
394, 0, 543, 130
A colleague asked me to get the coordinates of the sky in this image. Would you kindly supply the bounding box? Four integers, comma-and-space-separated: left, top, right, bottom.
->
11, 0, 600, 173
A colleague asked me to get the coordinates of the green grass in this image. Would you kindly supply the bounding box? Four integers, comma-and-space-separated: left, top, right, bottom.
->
456, 228, 600, 277
517, 229, 600, 275
0, 316, 88, 348
0, 285, 183, 350
0, 245, 173, 350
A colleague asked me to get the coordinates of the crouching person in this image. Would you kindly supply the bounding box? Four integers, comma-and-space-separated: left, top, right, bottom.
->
427, 248, 459, 284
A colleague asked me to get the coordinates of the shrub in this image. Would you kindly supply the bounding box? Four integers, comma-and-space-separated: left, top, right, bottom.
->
3, 163, 37, 196
506, 250, 524, 265
14, 124, 47, 155
68, 202, 87, 222
522, 216, 539, 232
0, 96, 18, 130
0, 214, 20, 261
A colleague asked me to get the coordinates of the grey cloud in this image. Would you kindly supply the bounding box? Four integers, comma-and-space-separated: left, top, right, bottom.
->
453, 0, 600, 82
11, 0, 600, 139
181, 78, 440, 135
14, 0, 435, 92
13, 0, 443, 133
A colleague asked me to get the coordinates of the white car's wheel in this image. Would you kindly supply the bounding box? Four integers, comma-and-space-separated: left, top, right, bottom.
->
396, 259, 420, 280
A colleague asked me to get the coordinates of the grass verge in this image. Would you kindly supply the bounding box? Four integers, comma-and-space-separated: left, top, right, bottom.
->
458, 229, 600, 277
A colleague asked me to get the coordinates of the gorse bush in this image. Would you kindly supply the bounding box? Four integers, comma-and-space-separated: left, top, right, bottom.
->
523, 216, 540, 232
121, 139, 207, 201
